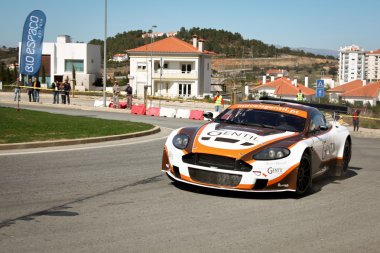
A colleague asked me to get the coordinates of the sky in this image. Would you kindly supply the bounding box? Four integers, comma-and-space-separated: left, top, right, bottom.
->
1, 0, 379, 51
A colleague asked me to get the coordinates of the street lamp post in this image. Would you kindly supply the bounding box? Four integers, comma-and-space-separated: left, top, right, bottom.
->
103, 0, 107, 107
150, 25, 157, 96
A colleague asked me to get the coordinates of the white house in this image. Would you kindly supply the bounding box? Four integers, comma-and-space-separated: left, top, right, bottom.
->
341, 80, 380, 106
251, 77, 316, 101
112, 53, 128, 62
127, 36, 213, 98
19, 35, 101, 90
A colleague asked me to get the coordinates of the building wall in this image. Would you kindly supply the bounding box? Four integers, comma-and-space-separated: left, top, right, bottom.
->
366, 54, 380, 82
339, 45, 365, 84
129, 54, 209, 98
19, 36, 101, 90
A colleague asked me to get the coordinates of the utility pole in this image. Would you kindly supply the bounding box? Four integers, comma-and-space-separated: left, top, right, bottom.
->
103, 0, 107, 107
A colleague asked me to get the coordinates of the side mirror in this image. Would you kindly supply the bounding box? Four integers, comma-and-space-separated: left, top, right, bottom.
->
203, 112, 214, 120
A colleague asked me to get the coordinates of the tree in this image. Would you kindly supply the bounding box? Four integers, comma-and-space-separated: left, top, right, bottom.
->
328, 66, 338, 78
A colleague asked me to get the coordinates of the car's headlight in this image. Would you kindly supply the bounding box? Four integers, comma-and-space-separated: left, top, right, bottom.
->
172, 134, 189, 149
253, 147, 290, 160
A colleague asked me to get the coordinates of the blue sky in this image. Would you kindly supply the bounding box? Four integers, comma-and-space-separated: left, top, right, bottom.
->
1, 0, 379, 51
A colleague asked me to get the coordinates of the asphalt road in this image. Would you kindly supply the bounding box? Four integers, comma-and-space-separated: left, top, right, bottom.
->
0, 105, 379, 253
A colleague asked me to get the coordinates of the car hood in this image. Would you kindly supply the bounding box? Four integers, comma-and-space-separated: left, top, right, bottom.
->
190, 123, 296, 156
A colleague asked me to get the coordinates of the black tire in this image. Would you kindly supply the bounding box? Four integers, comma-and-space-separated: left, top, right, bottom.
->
296, 152, 312, 195
342, 139, 351, 173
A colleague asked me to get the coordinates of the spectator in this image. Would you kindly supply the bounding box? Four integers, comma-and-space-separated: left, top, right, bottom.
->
297, 89, 304, 102
125, 83, 133, 109
14, 77, 22, 101
60, 82, 66, 104
26, 77, 34, 102
112, 81, 120, 108
33, 76, 41, 102
51, 81, 60, 104
63, 78, 71, 104
352, 109, 361, 132
213, 91, 224, 112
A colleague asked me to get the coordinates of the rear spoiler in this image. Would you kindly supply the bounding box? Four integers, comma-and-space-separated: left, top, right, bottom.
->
258, 96, 349, 114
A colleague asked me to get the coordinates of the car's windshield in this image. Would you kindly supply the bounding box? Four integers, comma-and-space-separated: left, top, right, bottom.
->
214, 108, 306, 132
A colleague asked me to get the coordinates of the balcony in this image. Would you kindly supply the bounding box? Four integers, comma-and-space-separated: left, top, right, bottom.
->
152, 69, 198, 80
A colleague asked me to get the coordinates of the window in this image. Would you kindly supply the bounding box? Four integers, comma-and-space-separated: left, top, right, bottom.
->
137, 63, 147, 71
65, 60, 84, 72
178, 83, 191, 96
309, 111, 328, 134
181, 64, 192, 73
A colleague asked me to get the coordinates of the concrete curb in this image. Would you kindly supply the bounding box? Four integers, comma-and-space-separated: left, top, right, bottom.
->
0, 126, 160, 150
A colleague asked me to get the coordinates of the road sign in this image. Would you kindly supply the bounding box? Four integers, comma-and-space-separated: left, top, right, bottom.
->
316, 79, 324, 88
316, 88, 324, 98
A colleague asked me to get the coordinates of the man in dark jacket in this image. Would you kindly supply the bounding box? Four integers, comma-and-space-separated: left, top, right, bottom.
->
33, 76, 41, 102
63, 78, 71, 104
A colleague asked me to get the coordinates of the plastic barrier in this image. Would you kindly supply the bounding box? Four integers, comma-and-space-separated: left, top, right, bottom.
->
189, 110, 205, 120
109, 101, 127, 109
94, 99, 110, 107
175, 108, 191, 119
147, 107, 160, 116
160, 107, 177, 118
131, 104, 146, 115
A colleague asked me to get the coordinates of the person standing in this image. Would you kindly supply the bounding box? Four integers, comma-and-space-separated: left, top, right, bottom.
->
352, 109, 361, 132
297, 89, 304, 102
26, 77, 34, 102
14, 77, 22, 101
63, 78, 71, 104
112, 81, 120, 108
213, 91, 224, 113
33, 76, 41, 102
125, 83, 133, 109
52, 81, 60, 104
60, 81, 66, 104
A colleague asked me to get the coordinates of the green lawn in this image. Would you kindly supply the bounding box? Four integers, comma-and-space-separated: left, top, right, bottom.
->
0, 107, 154, 144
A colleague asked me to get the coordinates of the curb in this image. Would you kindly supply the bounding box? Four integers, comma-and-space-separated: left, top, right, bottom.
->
0, 126, 160, 150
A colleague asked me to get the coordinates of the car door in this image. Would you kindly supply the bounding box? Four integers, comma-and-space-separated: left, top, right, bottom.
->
309, 111, 333, 175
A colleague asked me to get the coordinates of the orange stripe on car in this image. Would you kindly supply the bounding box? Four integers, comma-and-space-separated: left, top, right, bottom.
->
267, 162, 299, 186
193, 130, 298, 159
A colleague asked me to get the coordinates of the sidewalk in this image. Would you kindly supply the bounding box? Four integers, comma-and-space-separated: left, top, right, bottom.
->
1, 91, 380, 139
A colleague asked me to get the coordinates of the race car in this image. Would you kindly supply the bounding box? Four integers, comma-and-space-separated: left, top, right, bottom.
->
162, 99, 352, 195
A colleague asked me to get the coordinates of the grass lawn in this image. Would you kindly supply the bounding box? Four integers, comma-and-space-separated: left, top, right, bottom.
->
0, 107, 154, 144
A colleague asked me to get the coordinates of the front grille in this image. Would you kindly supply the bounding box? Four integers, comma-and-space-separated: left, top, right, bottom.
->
188, 167, 242, 187
182, 153, 252, 172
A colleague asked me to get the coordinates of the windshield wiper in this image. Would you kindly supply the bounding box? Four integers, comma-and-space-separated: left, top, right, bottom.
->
216, 119, 248, 126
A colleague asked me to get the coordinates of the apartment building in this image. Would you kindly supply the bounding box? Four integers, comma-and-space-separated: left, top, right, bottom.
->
365, 49, 380, 83
338, 45, 365, 84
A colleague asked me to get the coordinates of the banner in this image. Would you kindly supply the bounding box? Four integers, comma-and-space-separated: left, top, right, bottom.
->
20, 10, 46, 76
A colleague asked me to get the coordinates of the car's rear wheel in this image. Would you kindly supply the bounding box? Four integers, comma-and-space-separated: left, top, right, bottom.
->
296, 152, 312, 195
342, 139, 351, 173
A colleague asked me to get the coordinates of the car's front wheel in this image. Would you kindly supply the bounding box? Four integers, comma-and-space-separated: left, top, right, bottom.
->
296, 152, 312, 195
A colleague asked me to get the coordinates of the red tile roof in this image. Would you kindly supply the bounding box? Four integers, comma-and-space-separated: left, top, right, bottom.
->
366, 49, 380, 55
252, 77, 315, 96
127, 37, 212, 54
327, 79, 363, 93
342, 80, 380, 98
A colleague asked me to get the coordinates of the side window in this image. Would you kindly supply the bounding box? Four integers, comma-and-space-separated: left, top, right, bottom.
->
309, 111, 328, 133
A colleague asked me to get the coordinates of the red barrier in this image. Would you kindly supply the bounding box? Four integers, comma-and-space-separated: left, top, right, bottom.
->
189, 110, 204, 120
147, 107, 160, 116
131, 104, 146, 115
109, 101, 127, 109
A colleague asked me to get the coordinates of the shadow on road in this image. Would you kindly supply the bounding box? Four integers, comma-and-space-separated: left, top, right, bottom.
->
0, 206, 78, 229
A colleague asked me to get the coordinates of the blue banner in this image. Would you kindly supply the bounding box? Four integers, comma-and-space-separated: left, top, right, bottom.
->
20, 10, 46, 76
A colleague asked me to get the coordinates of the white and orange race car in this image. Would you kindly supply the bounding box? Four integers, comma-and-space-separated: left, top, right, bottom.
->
162, 99, 352, 195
